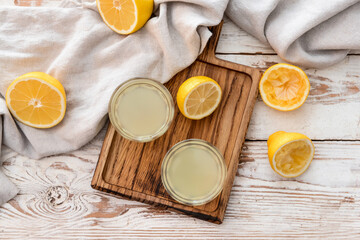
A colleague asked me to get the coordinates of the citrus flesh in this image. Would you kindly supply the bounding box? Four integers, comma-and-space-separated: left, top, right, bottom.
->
177, 76, 222, 120
97, 0, 153, 35
267, 131, 314, 178
6, 72, 66, 129
260, 63, 310, 111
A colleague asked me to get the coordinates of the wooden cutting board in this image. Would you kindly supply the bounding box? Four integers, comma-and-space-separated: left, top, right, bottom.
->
91, 22, 262, 224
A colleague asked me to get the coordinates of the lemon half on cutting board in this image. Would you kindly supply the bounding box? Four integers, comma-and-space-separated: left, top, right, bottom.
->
6, 72, 66, 129
267, 131, 315, 178
177, 76, 222, 120
97, 0, 153, 35
259, 63, 310, 111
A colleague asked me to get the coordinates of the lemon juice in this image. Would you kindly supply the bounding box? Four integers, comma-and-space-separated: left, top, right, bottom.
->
162, 139, 226, 206
109, 79, 174, 142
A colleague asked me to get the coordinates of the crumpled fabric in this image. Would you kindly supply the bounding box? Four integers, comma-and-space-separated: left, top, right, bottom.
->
0, 0, 228, 205
2, 0, 360, 205
226, 0, 360, 68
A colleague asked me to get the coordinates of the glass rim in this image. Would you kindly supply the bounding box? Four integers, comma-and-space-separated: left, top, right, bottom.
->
108, 78, 174, 142
161, 139, 227, 206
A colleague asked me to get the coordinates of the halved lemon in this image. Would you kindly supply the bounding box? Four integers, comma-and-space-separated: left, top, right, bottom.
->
259, 63, 310, 111
267, 131, 315, 178
6, 72, 66, 129
177, 76, 222, 120
96, 0, 153, 35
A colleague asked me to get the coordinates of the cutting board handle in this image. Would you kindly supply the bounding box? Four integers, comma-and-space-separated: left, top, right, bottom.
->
197, 21, 223, 63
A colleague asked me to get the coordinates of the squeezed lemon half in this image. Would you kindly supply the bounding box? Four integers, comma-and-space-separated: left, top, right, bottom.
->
259, 63, 310, 111
267, 131, 315, 178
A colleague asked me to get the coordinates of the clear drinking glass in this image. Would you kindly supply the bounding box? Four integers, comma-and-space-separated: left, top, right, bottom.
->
108, 78, 174, 142
161, 139, 227, 206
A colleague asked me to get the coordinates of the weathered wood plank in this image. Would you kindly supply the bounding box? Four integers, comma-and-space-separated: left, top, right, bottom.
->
218, 17, 274, 54
0, 0, 15, 6
13, 0, 56, 7
218, 16, 360, 55
219, 54, 360, 105
1, 132, 360, 239
217, 54, 360, 140
92, 24, 262, 223
248, 101, 360, 140
1, 0, 359, 239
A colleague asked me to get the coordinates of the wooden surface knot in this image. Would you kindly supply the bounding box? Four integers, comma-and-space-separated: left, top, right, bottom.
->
45, 186, 69, 206
0, 5, 360, 237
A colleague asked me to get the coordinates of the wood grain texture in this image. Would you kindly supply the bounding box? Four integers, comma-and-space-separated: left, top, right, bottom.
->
0, 0, 15, 6
218, 54, 360, 140
1, 0, 360, 238
1, 132, 360, 239
92, 24, 262, 223
218, 16, 360, 55
13, 0, 54, 7
10, 0, 360, 141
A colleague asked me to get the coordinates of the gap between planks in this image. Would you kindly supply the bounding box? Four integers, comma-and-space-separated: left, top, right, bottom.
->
7, 0, 360, 141
217, 54, 360, 140
1, 139, 360, 239
218, 16, 360, 55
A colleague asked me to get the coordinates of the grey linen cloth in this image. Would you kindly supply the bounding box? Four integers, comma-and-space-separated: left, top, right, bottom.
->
226, 0, 360, 68
0, 0, 228, 205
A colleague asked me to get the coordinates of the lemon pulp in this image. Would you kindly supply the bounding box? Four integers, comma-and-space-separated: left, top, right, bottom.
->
267, 131, 315, 178
274, 140, 312, 176
260, 63, 310, 111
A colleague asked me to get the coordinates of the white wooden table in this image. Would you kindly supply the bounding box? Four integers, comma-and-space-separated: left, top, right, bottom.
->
1, 0, 360, 238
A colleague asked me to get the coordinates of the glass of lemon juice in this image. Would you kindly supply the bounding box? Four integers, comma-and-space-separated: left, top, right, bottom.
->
161, 139, 227, 206
109, 78, 174, 142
